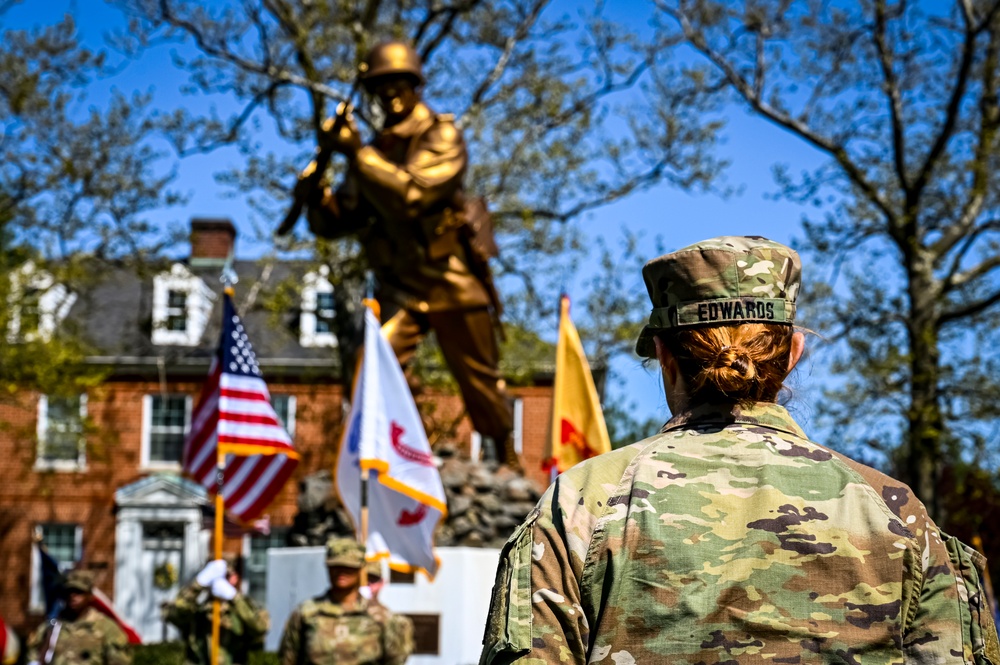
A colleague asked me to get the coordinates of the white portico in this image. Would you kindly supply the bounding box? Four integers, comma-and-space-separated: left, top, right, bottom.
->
114, 475, 208, 643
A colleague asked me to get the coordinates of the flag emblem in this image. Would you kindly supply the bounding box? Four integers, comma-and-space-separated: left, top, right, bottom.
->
336, 307, 447, 576
544, 295, 611, 473
183, 292, 299, 523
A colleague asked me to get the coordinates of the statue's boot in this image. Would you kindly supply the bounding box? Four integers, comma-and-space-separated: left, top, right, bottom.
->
495, 435, 523, 474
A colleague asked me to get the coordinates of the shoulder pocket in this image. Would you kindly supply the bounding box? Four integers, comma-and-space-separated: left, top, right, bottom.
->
480, 509, 539, 665
944, 533, 1000, 665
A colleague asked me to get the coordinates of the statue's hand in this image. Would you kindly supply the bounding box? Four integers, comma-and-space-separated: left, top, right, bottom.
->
320, 107, 361, 156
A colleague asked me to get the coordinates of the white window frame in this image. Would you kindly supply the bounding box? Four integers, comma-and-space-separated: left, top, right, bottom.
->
29, 523, 83, 614
470, 397, 522, 459
513, 397, 524, 454
36, 394, 88, 471
300, 266, 337, 348
165, 289, 188, 331
151, 264, 215, 346
270, 394, 297, 439
6, 261, 77, 343
470, 431, 481, 460
141, 394, 193, 470
242, 526, 290, 603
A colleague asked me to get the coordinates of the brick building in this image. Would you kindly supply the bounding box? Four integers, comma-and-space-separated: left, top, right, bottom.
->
0, 219, 554, 640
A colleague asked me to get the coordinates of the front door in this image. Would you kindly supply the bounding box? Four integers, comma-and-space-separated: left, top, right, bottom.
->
136, 522, 184, 642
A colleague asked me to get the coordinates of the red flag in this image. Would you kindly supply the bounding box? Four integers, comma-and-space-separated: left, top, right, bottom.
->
182, 292, 299, 523
91, 588, 142, 645
1, 614, 20, 664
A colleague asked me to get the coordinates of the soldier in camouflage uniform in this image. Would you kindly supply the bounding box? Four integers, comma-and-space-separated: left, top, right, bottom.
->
481, 236, 1000, 665
164, 557, 269, 665
278, 538, 413, 665
363, 560, 415, 650
26, 570, 131, 665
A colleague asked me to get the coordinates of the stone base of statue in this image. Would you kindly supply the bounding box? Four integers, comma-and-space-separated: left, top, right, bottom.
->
289, 444, 540, 550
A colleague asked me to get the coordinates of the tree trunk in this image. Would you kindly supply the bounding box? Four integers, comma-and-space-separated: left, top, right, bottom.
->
906, 269, 944, 521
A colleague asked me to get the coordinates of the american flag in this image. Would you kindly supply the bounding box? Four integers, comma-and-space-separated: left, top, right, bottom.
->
182, 292, 299, 523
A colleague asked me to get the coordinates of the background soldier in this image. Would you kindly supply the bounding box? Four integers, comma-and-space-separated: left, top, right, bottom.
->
278, 538, 412, 665
362, 561, 413, 650
163, 556, 269, 665
26, 570, 131, 665
301, 41, 517, 467
362, 560, 387, 604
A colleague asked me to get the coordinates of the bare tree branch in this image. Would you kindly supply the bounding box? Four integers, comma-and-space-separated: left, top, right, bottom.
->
939, 288, 1000, 325
947, 250, 1000, 291
149, 0, 350, 106
360, 0, 384, 31
177, 80, 289, 155
465, 0, 547, 112
657, 0, 898, 226
908, 3, 976, 204
931, 19, 1000, 257
873, 0, 909, 193
942, 219, 1000, 289
494, 155, 679, 223
416, 0, 482, 61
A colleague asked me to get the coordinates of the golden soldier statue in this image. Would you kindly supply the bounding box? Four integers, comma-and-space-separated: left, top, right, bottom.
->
294, 41, 518, 467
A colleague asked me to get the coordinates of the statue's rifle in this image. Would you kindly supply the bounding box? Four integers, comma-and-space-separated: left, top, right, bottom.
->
276, 80, 361, 237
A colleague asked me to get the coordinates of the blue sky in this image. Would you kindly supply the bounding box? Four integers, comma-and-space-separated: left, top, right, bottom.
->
6, 0, 832, 432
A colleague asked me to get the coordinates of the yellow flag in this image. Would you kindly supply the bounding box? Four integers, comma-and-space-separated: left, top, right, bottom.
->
544, 295, 612, 474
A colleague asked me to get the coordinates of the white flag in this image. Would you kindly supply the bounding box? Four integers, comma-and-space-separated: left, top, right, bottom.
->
336, 308, 448, 577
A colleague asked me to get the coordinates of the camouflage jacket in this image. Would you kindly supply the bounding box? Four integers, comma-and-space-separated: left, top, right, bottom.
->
278, 595, 412, 665
163, 580, 270, 665
27, 608, 132, 665
481, 402, 1000, 665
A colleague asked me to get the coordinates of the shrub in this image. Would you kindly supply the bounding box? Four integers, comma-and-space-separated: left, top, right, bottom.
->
132, 643, 279, 665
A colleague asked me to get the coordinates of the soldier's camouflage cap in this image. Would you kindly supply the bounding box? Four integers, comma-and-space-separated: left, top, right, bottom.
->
61, 569, 95, 594
325, 537, 366, 569
636, 236, 801, 358
365, 559, 383, 581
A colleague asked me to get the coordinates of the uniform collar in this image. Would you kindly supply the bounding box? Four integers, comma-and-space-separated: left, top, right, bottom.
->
661, 401, 807, 439
381, 101, 434, 138
315, 594, 370, 616
61, 607, 100, 624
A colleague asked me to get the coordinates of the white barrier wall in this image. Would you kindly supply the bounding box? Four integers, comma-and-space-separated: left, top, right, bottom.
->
265, 546, 502, 665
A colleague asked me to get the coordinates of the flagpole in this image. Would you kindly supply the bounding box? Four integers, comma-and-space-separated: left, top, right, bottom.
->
545, 294, 569, 479
211, 445, 224, 665
359, 272, 377, 587
211, 269, 237, 665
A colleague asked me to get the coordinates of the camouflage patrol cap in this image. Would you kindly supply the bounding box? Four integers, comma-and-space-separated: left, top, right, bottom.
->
365, 559, 383, 582
61, 569, 95, 594
325, 537, 366, 569
636, 236, 801, 358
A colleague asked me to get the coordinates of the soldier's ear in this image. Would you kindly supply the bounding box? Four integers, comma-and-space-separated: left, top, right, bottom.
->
787, 331, 805, 374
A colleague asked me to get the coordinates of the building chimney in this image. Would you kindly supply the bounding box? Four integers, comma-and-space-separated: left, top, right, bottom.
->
189, 218, 236, 267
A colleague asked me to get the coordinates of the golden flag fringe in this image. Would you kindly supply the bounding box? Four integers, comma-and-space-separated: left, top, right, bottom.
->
544, 295, 611, 475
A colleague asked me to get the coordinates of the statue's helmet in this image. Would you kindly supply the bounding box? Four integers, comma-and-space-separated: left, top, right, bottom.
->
360, 41, 424, 86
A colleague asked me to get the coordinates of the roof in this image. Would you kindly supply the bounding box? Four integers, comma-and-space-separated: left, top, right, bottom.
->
54, 255, 573, 387
65, 259, 341, 380
115, 473, 208, 507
